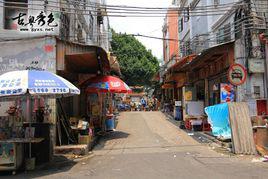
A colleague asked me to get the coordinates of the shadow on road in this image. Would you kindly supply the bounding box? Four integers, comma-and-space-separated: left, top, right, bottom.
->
0, 155, 77, 178
104, 131, 130, 140
94, 131, 130, 150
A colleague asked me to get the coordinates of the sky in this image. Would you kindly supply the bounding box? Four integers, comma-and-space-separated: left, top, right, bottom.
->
107, 0, 173, 60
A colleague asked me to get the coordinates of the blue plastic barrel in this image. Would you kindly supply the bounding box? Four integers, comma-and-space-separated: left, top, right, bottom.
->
105, 117, 115, 131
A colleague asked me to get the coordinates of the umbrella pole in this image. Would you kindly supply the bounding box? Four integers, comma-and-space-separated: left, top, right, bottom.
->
109, 93, 112, 114
26, 95, 32, 158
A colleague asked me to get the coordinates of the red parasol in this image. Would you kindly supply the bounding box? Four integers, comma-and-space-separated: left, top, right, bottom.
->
86, 75, 132, 93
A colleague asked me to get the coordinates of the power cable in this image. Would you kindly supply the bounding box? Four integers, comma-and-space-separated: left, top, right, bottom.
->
0, 4, 243, 18
0, 0, 251, 16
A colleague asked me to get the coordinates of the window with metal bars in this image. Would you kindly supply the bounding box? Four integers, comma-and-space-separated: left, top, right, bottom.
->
4, 0, 28, 30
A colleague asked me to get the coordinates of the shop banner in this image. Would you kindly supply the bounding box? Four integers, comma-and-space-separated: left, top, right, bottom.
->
220, 83, 235, 103
205, 103, 231, 139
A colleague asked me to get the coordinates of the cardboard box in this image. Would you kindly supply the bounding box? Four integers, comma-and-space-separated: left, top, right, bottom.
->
78, 134, 92, 144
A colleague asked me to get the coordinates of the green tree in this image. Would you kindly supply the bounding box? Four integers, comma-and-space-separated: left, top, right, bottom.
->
111, 30, 159, 87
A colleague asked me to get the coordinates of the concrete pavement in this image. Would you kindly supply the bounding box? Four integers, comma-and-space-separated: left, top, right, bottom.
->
3, 111, 268, 179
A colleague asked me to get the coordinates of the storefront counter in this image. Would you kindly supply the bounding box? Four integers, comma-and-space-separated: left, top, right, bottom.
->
0, 138, 44, 172
0, 138, 44, 143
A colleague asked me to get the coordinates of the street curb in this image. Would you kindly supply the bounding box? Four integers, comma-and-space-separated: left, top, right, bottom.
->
73, 152, 95, 162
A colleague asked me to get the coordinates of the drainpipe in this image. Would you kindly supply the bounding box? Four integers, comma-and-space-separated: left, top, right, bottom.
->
265, 37, 268, 112
259, 33, 268, 112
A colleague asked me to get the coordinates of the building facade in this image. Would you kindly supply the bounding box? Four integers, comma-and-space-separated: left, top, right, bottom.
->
162, 5, 180, 107
160, 0, 268, 117
0, 0, 113, 149
0, 0, 110, 50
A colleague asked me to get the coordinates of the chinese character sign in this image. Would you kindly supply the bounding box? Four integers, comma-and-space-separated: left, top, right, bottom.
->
12, 11, 59, 33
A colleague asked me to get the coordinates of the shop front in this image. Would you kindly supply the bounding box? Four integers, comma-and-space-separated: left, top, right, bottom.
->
0, 70, 80, 172
167, 55, 196, 121
0, 36, 112, 170
0, 37, 57, 170
54, 39, 112, 148
161, 83, 174, 114
173, 42, 235, 131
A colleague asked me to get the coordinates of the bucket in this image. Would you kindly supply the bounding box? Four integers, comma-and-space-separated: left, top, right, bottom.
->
105, 117, 115, 131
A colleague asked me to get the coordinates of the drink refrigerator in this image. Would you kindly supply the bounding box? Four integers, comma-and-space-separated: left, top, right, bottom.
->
0, 142, 24, 172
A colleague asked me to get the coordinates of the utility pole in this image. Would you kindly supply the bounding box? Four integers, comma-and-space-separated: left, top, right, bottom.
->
244, 0, 252, 59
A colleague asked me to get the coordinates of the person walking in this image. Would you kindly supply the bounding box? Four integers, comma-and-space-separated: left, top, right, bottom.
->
141, 97, 146, 111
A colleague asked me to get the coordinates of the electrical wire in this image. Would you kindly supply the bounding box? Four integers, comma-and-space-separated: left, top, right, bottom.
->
0, 0, 253, 17
0, 5, 239, 18
53, 0, 245, 10
0, 0, 245, 11
1, 0, 266, 16
0, 0, 266, 19
0, 1, 236, 14
0, 1, 266, 45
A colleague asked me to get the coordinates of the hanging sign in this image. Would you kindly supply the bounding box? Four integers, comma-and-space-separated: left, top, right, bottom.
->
227, 64, 247, 86
248, 59, 265, 73
175, 101, 182, 106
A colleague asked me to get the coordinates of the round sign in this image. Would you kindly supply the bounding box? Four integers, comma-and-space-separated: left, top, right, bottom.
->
227, 64, 247, 86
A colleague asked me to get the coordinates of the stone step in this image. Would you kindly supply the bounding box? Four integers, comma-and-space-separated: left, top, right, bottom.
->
55, 144, 89, 155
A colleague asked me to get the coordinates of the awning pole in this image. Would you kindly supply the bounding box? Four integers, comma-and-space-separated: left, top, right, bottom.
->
26, 94, 32, 158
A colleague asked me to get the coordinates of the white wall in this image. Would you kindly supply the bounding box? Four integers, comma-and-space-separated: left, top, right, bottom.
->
0, 0, 109, 49
0, 0, 60, 39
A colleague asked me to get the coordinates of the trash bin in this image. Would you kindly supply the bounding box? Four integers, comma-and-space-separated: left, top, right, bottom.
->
105, 114, 114, 131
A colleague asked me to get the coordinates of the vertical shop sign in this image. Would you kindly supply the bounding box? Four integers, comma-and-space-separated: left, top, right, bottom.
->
220, 83, 235, 103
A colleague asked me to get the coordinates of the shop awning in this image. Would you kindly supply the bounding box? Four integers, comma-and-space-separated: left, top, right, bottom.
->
163, 72, 186, 88
171, 54, 196, 72
152, 72, 160, 82
56, 39, 110, 74
161, 83, 174, 89
163, 54, 196, 76
186, 41, 235, 71
108, 54, 121, 76
127, 92, 145, 97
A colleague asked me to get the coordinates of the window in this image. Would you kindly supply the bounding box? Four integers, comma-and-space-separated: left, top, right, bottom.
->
178, 18, 183, 32
216, 23, 231, 44
223, 23, 231, 42
77, 24, 83, 42
254, 86, 261, 98
83, 0, 86, 10
88, 14, 94, 40
184, 6, 190, 22
4, 0, 28, 30
214, 0, 220, 7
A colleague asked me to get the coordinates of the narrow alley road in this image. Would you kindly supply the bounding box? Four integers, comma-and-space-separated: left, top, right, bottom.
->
6, 112, 268, 179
